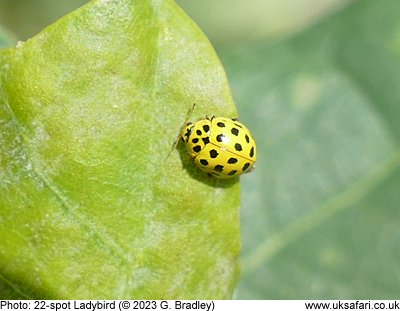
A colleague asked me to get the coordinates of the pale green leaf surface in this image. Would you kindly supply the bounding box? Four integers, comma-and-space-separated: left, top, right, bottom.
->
221, 0, 400, 298
0, 0, 240, 299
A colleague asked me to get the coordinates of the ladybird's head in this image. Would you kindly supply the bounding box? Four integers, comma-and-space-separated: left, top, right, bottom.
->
181, 122, 193, 143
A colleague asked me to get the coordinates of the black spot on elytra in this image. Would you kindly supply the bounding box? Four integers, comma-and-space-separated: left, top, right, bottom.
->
227, 157, 238, 164
200, 159, 209, 166
231, 128, 239, 136
209, 149, 219, 158
184, 129, 191, 141
234, 122, 243, 128
216, 134, 225, 143
228, 170, 237, 176
235, 143, 242, 151
193, 145, 201, 153
245, 134, 250, 143
196, 129, 202, 136
249, 146, 254, 157
242, 162, 250, 171
217, 122, 225, 127
202, 137, 210, 144
192, 138, 199, 143
214, 165, 224, 172
202, 125, 210, 133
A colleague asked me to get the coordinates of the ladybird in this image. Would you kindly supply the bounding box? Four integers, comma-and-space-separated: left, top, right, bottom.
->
180, 115, 256, 179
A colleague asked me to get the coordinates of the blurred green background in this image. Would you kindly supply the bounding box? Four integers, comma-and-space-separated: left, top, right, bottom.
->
2, 0, 400, 299
0, 0, 352, 46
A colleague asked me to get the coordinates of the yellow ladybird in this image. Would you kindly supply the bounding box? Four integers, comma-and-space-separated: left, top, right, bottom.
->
180, 116, 256, 179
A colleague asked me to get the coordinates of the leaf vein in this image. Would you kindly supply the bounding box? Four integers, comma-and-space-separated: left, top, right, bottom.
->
3, 102, 128, 263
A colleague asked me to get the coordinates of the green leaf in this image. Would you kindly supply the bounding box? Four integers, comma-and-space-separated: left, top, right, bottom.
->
0, 0, 239, 299
221, 0, 400, 299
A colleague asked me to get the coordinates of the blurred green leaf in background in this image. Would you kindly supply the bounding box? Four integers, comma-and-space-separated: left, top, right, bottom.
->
0, 0, 87, 41
220, 0, 400, 299
177, 0, 353, 47
0, 26, 15, 48
1, 0, 400, 300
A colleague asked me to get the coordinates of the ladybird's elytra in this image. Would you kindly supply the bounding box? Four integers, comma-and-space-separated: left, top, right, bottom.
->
180, 115, 257, 179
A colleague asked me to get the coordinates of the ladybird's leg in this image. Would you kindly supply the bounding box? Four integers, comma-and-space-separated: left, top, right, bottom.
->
165, 136, 180, 160
205, 115, 216, 121
167, 122, 192, 159
169, 133, 182, 154
245, 164, 256, 173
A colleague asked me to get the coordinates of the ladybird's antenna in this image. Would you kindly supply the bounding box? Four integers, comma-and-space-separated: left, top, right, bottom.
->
165, 103, 197, 160
185, 102, 196, 123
